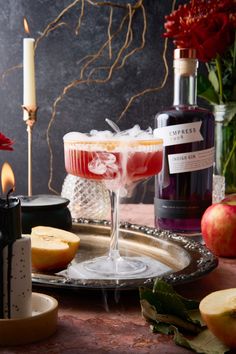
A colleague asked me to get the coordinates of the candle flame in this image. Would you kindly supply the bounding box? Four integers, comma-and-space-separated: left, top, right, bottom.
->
1, 162, 15, 195
23, 17, 30, 35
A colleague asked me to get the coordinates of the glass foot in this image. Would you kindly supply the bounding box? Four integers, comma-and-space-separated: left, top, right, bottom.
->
63, 255, 172, 281
84, 255, 147, 276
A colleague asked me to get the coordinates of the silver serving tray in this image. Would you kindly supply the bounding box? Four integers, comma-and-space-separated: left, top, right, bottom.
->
32, 219, 218, 290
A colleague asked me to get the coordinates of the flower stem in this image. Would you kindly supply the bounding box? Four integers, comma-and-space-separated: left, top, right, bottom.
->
215, 55, 223, 103
233, 31, 236, 69
205, 62, 210, 73
223, 137, 236, 176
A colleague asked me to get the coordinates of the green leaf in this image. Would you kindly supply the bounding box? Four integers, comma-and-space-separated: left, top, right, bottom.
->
221, 102, 236, 125
140, 299, 202, 333
153, 278, 175, 293
153, 279, 199, 313
139, 287, 164, 314
209, 69, 219, 93
173, 327, 230, 354
197, 74, 220, 104
231, 84, 236, 101
140, 279, 201, 330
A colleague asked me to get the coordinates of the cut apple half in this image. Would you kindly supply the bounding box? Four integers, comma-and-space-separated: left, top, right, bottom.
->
199, 288, 236, 348
30, 226, 80, 272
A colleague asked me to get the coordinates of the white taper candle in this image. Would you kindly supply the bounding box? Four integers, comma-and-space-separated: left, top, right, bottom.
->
23, 38, 36, 120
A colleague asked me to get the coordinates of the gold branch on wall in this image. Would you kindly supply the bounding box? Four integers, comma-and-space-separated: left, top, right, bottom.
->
46, 0, 145, 193
0, 0, 177, 195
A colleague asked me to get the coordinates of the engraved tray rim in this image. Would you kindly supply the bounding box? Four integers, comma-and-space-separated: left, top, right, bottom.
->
32, 219, 218, 291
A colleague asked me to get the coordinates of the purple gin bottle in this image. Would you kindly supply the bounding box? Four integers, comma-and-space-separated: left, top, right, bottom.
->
154, 48, 214, 234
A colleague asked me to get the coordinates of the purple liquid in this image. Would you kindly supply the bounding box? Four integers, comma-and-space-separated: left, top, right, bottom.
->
155, 107, 214, 234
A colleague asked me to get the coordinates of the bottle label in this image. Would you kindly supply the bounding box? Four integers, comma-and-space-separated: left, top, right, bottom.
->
168, 147, 214, 174
155, 198, 211, 219
154, 121, 203, 146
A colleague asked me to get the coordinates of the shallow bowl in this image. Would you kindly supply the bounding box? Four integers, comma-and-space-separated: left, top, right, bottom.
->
0, 292, 58, 346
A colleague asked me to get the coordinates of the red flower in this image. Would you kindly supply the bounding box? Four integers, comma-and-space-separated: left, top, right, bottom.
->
164, 0, 236, 62
0, 133, 14, 151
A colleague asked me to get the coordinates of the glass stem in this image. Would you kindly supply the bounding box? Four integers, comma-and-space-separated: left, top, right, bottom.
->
108, 189, 121, 260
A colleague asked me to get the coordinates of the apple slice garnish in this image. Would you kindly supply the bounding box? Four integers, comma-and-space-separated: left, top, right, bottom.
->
199, 289, 236, 348
222, 194, 236, 205
30, 226, 80, 272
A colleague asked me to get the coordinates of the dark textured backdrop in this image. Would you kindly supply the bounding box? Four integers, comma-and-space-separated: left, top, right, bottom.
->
0, 0, 189, 202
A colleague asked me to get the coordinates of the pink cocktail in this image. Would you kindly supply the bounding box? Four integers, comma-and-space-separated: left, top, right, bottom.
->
64, 139, 162, 186
63, 131, 163, 278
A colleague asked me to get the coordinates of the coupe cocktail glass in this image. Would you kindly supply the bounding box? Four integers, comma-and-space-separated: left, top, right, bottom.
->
63, 128, 163, 279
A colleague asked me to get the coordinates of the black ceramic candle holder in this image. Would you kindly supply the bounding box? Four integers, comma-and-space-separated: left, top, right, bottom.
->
18, 194, 72, 234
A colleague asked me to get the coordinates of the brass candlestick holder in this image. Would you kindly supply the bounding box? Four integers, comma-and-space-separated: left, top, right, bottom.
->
22, 105, 38, 197
20, 107, 73, 233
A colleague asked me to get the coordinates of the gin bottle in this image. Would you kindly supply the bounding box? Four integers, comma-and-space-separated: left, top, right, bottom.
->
154, 48, 214, 234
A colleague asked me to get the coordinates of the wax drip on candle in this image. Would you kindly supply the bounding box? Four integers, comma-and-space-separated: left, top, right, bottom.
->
0, 163, 22, 318
1, 163, 14, 318
6, 188, 14, 208
5, 182, 14, 318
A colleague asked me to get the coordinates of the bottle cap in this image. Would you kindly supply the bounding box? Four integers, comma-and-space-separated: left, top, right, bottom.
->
173, 48, 198, 74
174, 48, 196, 59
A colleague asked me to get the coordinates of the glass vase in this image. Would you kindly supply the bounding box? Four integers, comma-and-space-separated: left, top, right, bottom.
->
61, 174, 110, 220
213, 103, 236, 194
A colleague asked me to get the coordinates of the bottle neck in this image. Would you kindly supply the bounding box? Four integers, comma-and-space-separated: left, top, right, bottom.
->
173, 58, 198, 107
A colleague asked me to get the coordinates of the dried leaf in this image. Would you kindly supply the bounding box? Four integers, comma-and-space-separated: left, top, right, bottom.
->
140, 280, 230, 354
173, 327, 230, 354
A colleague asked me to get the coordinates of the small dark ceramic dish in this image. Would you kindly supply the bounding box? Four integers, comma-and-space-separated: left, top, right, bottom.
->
19, 194, 72, 234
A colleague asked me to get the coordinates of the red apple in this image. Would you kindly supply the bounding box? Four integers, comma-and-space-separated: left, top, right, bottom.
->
201, 195, 236, 257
